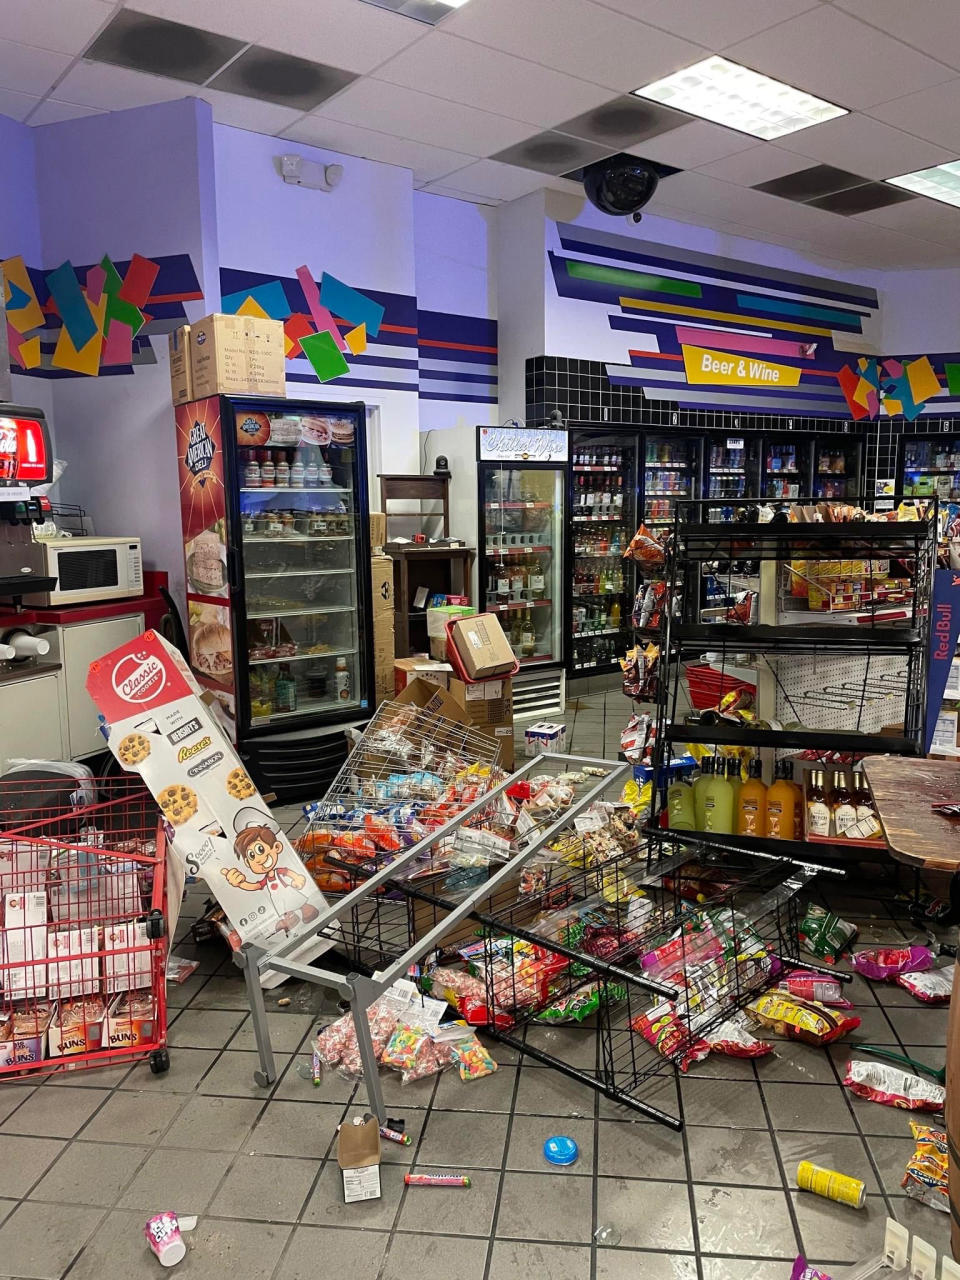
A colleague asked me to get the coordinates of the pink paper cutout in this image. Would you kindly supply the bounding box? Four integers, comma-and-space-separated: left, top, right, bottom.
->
295, 265, 347, 352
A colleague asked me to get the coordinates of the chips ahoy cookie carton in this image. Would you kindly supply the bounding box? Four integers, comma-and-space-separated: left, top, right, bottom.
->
86, 631, 332, 972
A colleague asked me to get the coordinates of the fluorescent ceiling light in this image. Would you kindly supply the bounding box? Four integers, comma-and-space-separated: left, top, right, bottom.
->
632, 56, 847, 141
359, 0, 469, 19
887, 161, 960, 208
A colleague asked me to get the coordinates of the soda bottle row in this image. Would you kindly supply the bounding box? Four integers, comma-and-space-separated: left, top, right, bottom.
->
574, 528, 624, 556
573, 445, 623, 467
575, 475, 625, 513
573, 559, 624, 595
489, 556, 548, 603
243, 446, 338, 490
572, 636, 618, 667
572, 601, 622, 634
766, 444, 798, 474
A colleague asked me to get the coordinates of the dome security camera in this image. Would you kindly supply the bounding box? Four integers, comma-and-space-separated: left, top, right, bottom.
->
582, 157, 659, 218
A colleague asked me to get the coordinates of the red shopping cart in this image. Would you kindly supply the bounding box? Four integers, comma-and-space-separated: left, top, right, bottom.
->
0, 773, 170, 1079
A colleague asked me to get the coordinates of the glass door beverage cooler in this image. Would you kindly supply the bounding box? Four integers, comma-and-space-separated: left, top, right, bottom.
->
568, 430, 639, 675
175, 395, 373, 756
761, 432, 812, 501
641, 434, 701, 530
701, 433, 762, 521
900, 435, 960, 501
813, 436, 863, 500
477, 427, 566, 669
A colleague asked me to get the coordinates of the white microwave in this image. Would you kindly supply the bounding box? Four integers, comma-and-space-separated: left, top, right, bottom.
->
28, 536, 144, 605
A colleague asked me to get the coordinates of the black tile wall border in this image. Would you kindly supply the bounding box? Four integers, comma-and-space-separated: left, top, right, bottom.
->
525, 356, 960, 496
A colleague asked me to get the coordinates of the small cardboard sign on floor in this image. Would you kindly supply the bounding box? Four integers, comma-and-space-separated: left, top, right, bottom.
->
338, 1116, 381, 1203
86, 630, 331, 970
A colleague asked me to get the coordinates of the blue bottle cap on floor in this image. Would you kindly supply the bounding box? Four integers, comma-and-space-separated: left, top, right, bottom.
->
543, 1135, 579, 1166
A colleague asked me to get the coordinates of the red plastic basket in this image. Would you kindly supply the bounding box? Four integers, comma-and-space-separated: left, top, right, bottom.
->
445, 618, 520, 683
684, 662, 756, 711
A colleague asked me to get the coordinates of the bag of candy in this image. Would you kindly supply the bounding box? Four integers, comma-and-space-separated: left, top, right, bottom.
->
381, 1022, 429, 1072
631, 1000, 711, 1072
844, 1059, 945, 1111
902, 1122, 949, 1211
745, 992, 860, 1047
451, 1032, 498, 1081
797, 904, 857, 964
328, 1000, 401, 1077
896, 966, 954, 1004
707, 1012, 774, 1059
851, 945, 935, 981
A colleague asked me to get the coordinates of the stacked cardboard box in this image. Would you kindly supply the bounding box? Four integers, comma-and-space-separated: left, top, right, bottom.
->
371, 556, 395, 708
168, 313, 286, 403
392, 660, 514, 770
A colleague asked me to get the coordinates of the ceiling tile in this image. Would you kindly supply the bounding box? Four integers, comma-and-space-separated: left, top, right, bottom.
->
86, 9, 245, 84
124, 0, 268, 42
257, 0, 427, 75
209, 47, 356, 110
0, 39, 72, 97
755, 164, 865, 200
0, 87, 42, 122
807, 182, 917, 216
626, 119, 755, 168
492, 132, 615, 175
1, 0, 111, 56
695, 142, 818, 186
28, 98, 103, 125
440, 0, 703, 93
866, 78, 960, 151
310, 79, 531, 155
422, 158, 556, 201
372, 31, 614, 127
419, 181, 501, 205
281, 114, 474, 183
190, 87, 305, 134
52, 61, 190, 110
728, 7, 956, 110
855, 196, 960, 245
773, 112, 955, 179
590, 0, 822, 50
557, 96, 690, 149
833, 0, 960, 73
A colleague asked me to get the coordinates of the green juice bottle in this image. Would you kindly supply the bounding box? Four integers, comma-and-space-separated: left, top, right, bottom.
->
702, 763, 734, 834
693, 755, 715, 830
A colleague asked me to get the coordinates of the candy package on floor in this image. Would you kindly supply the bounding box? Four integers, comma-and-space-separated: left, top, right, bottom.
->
844, 1059, 945, 1111
381, 1022, 429, 1072
851, 945, 935, 981
707, 1012, 774, 1059
535, 979, 628, 1025
896, 966, 954, 1004
902, 1122, 949, 1212
797, 904, 857, 964
631, 1000, 711, 1073
315, 1000, 399, 1076
790, 1261, 832, 1280
745, 992, 860, 1047
451, 1032, 498, 1081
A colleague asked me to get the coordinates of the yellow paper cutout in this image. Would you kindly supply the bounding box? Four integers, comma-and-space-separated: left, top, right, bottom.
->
345, 323, 367, 355
284, 334, 296, 357
51, 294, 105, 376
884, 398, 904, 417
18, 336, 41, 369
1, 255, 44, 333
236, 296, 270, 320
906, 355, 941, 404
852, 376, 874, 409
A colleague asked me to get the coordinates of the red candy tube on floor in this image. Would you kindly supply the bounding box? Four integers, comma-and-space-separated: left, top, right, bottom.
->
380, 1126, 411, 1146
404, 1173, 471, 1188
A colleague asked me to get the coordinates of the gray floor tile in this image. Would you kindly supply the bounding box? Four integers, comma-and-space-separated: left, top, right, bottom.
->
754, 1045, 837, 1085
65, 1208, 160, 1280
274, 1224, 389, 1280
43, 1062, 132, 1088
187, 974, 251, 1010
679, 1078, 768, 1129
0, 1133, 65, 1196
383, 1232, 487, 1280
230, 1012, 314, 1053
701, 1260, 786, 1280
694, 1185, 797, 1258
273, 1056, 358, 1104
371, 1066, 440, 1110
687, 1124, 781, 1187
161, 1095, 263, 1151
496, 1171, 594, 1244
121, 1047, 219, 1093
793, 1190, 890, 1264
0, 1199, 14, 1225
596, 1118, 687, 1181
513, 1066, 598, 1118
29, 1141, 149, 1206
0, 1083, 37, 1122
417, 1107, 509, 1169
398, 1168, 500, 1236
117, 1146, 229, 1212
884, 1005, 949, 1046
244, 1100, 344, 1159
844, 1091, 927, 1137
197, 1050, 290, 1098
166, 972, 211, 1007
845, 1004, 901, 1045
506, 1115, 593, 1174
762, 1082, 857, 1134
0, 1199, 102, 1279
900, 1042, 946, 1070
302, 1161, 404, 1231
686, 1053, 758, 1081
865, 1134, 919, 1196
434, 1064, 518, 1112
167, 1008, 249, 1049
179, 1217, 291, 1279
1, 1085, 109, 1138
776, 1130, 880, 1195
596, 1250, 697, 1280
891, 1193, 952, 1257
80, 1089, 185, 1146
523, 1027, 598, 1071
597, 1176, 695, 1250
209, 1153, 317, 1222
488, 1240, 591, 1280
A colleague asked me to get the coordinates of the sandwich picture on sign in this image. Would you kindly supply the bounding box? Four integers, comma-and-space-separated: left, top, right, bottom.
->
226, 808, 321, 934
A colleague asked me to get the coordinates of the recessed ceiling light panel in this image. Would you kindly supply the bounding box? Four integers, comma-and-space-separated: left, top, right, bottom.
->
632, 56, 847, 141
359, 0, 469, 24
887, 161, 960, 208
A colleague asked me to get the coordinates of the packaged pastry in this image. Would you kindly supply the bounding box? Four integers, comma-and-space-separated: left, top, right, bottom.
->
844, 1059, 945, 1111
745, 992, 860, 1047
851, 946, 934, 981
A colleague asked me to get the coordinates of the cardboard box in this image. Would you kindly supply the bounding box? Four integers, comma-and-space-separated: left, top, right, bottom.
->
338, 1116, 381, 1203
2, 891, 47, 1001
449, 614, 516, 680
169, 325, 193, 404
48, 996, 106, 1059
47, 927, 99, 1000
370, 512, 387, 553
426, 604, 476, 639
0, 1004, 52, 1067
446, 677, 514, 771
373, 631, 395, 708
371, 556, 394, 616
931, 708, 958, 754
104, 920, 152, 994
189, 312, 286, 400
525, 721, 567, 757
105, 992, 156, 1050
394, 657, 452, 695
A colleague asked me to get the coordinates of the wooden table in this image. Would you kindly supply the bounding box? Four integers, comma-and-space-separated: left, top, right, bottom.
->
864, 756, 960, 872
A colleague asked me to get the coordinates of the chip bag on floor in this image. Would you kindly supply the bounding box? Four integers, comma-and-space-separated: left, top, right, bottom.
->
896, 967, 954, 1004
844, 1059, 945, 1111
790, 1261, 832, 1280
707, 1012, 774, 1059
745, 992, 860, 1047
902, 1122, 949, 1212
631, 1000, 711, 1072
851, 945, 935, 981
797, 904, 857, 964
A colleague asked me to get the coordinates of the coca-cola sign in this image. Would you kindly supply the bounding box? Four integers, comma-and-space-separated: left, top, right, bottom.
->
112, 653, 166, 704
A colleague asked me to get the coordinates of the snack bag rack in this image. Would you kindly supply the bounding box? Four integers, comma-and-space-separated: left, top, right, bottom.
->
0, 775, 169, 1078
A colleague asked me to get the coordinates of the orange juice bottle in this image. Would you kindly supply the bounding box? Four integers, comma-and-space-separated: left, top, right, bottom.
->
766, 760, 798, 841
737, 758, 767, 837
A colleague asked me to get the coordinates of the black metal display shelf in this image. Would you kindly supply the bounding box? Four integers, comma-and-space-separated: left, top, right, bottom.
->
645, 825, 888, 866
664, 722, 918, 755
676, 521, 931, 561
670, 622, 921, 654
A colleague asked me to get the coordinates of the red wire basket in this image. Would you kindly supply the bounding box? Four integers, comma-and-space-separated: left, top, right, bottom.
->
684, 662, 756, 712
0, 773, 169, 1079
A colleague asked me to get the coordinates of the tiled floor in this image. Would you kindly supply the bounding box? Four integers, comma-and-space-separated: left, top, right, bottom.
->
0, 692, 953, 1279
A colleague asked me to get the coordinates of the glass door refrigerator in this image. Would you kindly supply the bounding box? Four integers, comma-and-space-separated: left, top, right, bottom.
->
900, 435, 960, 501
813, 435, 863, 500
641, 433, 702, 530
568, 429, 639, 676
701, 432, 762, 521
476, 428, 566, 669
175, 395, 373, 767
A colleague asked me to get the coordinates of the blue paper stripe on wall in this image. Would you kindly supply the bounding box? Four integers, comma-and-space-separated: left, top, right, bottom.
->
46, 261, 98, 350
320, 273, 384, 339
221, 279, 292, 320
734, 293, 867, 329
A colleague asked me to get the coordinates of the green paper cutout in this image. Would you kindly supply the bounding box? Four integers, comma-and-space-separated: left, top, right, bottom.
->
945, 363, 960, 397
300, 329, 349, 382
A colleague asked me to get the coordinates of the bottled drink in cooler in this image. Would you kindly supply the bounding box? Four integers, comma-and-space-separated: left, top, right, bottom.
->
521, 609, 536, 657
275, 452, 290, 487
334, 656, 352, 702
260, 451, 276, 487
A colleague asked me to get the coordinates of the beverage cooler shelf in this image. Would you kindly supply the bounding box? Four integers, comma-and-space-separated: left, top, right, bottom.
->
248, 646, 358, 668
240, 486, 352, 495
485, 501, 552, 510
488, 599, 552, 611
244, 535, 352, 544
485, 544, 552, 556
573, 464, 619, 472
245, 568, 352, 579
573, 514, 626, 523
573, 625, 626, 639
247, 604, 355, 620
